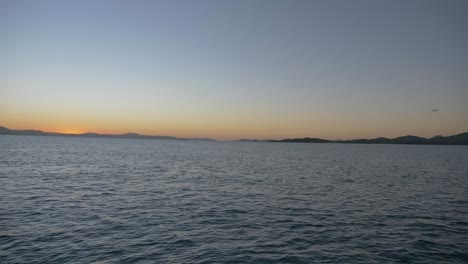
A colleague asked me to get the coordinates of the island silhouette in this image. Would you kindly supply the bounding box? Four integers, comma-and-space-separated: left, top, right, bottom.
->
238, 133, 468, 145
1, 126, 467, 145
0, 126, 214, 141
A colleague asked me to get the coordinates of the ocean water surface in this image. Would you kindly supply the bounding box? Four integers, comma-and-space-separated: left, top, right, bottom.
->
1, 135, 467, 263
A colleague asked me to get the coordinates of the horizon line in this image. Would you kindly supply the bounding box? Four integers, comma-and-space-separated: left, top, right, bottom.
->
1, 125, 467, 143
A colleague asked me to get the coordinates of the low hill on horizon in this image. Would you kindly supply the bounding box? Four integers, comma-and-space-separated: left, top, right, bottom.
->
2, 126, 468, 145
0, 126, 215, 141
236, 132, 468, 145
269, 137, 331, 143
337, 132, 468, 145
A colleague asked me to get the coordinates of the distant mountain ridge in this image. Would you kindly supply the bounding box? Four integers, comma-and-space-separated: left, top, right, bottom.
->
269, 137, 331, 143
336, 133, 468, 145
2, 126, 467, 145
237, 132, 468, 145
0, 126, 215, 141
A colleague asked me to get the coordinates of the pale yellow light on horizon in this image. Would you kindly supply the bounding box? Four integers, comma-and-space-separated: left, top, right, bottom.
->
2, 109, 468, 141
2, 100, 468, 140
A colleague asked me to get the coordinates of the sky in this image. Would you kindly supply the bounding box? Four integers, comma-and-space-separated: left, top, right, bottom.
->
1, 0, 467, 140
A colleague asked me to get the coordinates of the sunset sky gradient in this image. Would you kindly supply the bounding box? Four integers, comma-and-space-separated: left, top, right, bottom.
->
1, 0, 467, 140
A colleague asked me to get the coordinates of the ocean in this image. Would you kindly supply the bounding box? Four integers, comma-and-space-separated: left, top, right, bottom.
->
1, 135, 467, 263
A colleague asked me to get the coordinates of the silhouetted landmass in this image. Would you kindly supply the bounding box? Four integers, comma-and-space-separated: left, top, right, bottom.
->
2, 126, 467, 145
340, 137, 391, 144
269, 137, 331, 143
338, 133, 468, 145
237, 132, 468, 145
236, 139, 269, 142
0, 126, 215, 141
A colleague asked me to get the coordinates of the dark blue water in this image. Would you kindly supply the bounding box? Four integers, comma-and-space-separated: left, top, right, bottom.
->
1, 135, 467, 263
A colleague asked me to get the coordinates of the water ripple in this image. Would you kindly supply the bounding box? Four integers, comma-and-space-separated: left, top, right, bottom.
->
1, 136, 468, 263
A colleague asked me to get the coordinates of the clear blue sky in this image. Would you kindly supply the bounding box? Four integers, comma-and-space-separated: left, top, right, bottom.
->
1, 0, 467, 139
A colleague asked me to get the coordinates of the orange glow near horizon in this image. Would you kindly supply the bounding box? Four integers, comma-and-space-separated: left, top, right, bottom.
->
2, 1, 468, 142
2, 110, 468, 141
1, 99, 468, 141
58, 128, 86, 135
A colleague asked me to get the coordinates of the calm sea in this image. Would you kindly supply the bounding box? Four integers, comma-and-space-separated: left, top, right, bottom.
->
1, 135, 467, 263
